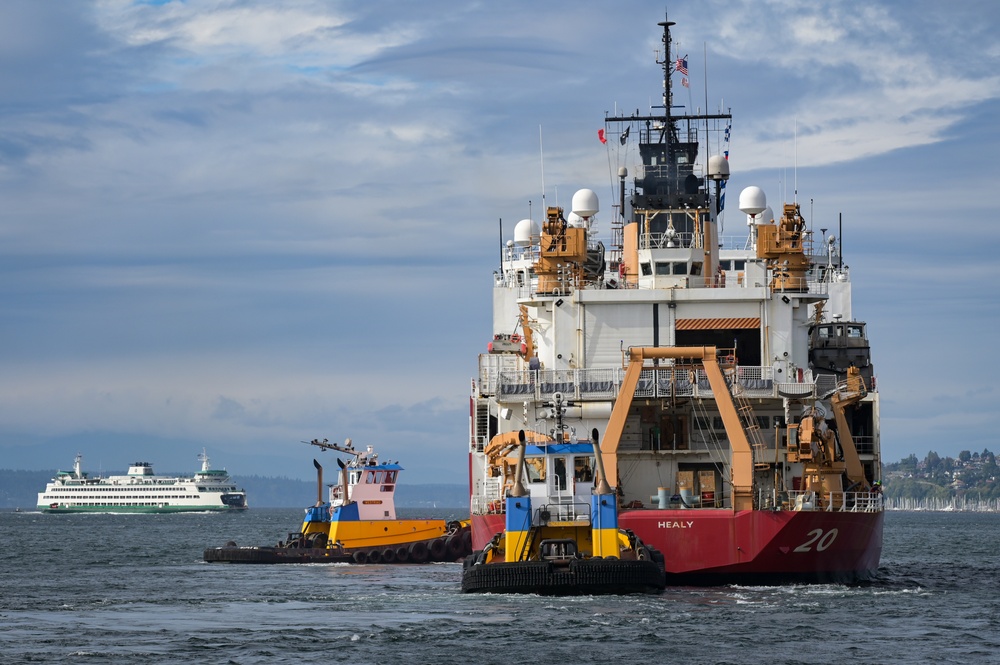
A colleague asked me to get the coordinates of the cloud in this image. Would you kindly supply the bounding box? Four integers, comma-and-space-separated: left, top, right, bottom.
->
1, 0, 999, 477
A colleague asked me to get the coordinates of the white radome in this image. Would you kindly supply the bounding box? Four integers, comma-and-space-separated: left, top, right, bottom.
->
571, 188, 599, 219
738, 186, 766, 216
514, 218, 540, 246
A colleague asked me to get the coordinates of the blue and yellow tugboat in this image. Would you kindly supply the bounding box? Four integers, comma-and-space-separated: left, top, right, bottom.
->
204, 438, 471, 564
461, 399, 666, 594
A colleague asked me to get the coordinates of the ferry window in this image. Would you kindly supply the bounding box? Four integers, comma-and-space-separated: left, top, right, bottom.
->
655, 262, 671, 275
640, 262, 652, 276
690, 262, 702, 276
848, 326, 863, 338
524, 457, 546, 483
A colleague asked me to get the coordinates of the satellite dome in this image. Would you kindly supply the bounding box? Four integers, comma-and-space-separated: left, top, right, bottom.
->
708, 155, 730, 181
738, 186, 767, 216
571, 189, 599, 218
757, 206, 774, 225
567, 212, 586, 228
513, 218, 540, 246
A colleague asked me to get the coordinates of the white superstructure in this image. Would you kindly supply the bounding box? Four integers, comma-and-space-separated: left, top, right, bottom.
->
36, 450, 248, 513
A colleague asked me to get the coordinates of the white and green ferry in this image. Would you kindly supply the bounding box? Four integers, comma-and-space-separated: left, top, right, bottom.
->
37, 451, 248, 513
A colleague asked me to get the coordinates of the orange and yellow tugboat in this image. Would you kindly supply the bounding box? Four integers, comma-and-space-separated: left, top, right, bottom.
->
205, 438, 470, 564
462, 426, 665, 595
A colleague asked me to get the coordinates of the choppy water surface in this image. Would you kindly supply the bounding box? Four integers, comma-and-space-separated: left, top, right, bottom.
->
1, 509, 997, 664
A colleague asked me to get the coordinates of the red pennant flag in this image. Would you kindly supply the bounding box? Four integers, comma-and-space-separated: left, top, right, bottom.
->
598, 129, 607, 144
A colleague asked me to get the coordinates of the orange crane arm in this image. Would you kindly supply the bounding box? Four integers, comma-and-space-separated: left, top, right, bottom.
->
830, 367, 870, 490
600, 346, 755, 510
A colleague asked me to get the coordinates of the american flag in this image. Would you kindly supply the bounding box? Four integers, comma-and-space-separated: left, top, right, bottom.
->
676, 55, 688, 76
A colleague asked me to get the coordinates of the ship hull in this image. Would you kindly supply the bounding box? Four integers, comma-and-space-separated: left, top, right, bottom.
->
473, 509, 883, 585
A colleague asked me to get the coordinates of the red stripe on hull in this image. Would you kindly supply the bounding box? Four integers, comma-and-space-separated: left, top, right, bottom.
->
472, 508, 883, 585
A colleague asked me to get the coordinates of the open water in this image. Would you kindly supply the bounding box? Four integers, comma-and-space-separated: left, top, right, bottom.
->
1, 508, 997, 664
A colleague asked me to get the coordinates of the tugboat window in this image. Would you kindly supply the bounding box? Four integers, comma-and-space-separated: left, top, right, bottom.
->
573, 457, 593, 482
525, 457, 546, 483
553, 457, 567, 490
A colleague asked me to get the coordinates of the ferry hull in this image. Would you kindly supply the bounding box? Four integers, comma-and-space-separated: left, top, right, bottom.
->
38, 504, 246, 514
473, 509, 883, 585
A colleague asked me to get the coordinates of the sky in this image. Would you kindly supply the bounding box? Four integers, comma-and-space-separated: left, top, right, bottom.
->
2, 0, 998, 482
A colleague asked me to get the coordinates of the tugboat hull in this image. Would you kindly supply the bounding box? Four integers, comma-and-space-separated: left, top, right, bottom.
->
204, 524, 473, 565
461, 556, 666, 595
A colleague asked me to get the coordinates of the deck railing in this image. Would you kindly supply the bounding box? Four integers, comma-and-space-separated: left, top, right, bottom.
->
781, 489, 884, 513
486, 364, 813, 402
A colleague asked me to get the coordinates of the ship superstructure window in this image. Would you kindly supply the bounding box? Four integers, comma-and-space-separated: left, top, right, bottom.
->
655, 262, 690, 276
641, 262, 652, 276
848, 325, 863, 338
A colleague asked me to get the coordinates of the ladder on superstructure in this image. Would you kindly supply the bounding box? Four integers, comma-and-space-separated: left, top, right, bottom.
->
724, 367, 770, 470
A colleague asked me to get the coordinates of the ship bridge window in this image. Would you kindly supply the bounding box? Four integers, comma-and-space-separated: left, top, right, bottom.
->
847, 325, 864, 338
573, 457, 594, 482
655, 262, 688, 276
691, 262, 702, 276
365, 471, 376, 484
640, 262, 652, 276
733, 260, 745, 271
818, 327, 832, 339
